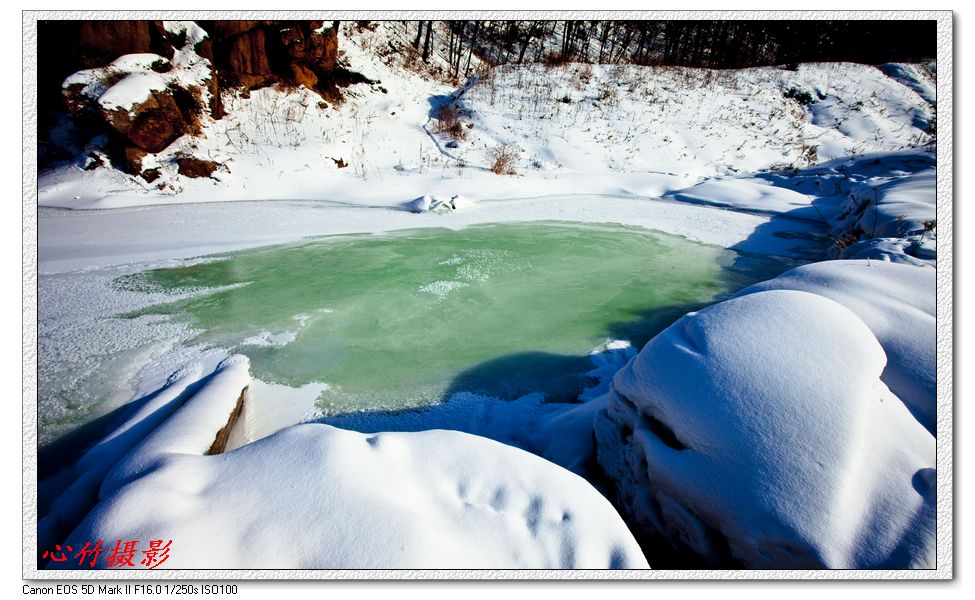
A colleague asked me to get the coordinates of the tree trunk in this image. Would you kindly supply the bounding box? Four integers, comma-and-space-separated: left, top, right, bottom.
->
465, 21, 479, 76
422, 20, 432, 62
517, 21, 539, 64
413, 21, 423, 49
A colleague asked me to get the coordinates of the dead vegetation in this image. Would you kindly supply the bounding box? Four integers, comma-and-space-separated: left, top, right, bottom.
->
433, 104, 470, 140
487, 143, 520, 175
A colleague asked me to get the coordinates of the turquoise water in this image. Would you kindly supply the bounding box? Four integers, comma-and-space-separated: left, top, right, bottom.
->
116, 222, 783, 415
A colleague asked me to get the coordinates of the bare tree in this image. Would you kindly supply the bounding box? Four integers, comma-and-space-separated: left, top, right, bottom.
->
422, 20, 433, 62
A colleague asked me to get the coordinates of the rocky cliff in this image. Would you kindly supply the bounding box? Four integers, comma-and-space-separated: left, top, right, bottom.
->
38, 20, 342, 173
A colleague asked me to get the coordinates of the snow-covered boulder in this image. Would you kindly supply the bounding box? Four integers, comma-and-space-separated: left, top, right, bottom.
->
595, 289, 935, 568
63, 356, 648, 568
406, 194, 475, 213
407, 194, 433, 213
735, 260, 936, 434
62, 34, 217, 156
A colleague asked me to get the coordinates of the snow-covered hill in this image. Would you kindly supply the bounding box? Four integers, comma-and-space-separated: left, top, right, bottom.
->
39, 22, 935, 213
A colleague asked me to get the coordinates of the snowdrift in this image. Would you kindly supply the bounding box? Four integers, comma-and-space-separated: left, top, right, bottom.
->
62, 358, 648, 569
735, 260, 936, 434
595, 289, 935, 568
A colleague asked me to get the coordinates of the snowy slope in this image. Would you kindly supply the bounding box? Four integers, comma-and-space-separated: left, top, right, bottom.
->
39, 22, 935, 213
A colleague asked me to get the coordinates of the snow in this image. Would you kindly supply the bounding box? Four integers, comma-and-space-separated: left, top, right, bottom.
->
666, 178, 819, 218
97, 72, 169, 112
100, 355, 251, 497
37, 363, 205, 553
594, 289, 935, 568
63, 361, 648, 568
240, 330, 298, 347
735, 260, 936, 434
163, 20, 208, 47
833, 168, 937, 263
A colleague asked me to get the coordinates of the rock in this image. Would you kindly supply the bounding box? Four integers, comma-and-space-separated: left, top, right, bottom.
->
198, 20, 339, 92
101, 89, 187, 153
75, 21, 173, 67
176, 156, 222, 178
224, 26, 272, 77
291, 63, 318, 89
141, 168, 161, 183
123, 146, 148, 174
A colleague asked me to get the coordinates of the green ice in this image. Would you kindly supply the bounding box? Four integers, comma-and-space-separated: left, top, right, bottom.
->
118, 222, 784, 415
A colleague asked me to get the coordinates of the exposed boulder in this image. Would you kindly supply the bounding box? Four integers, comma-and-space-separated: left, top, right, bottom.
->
198, 20, 340, 92
140, 168, 161, 183
123, 147, 148, 174
61, 31, 219, 156
176, 156, 222, 178
101, 87, 188, 153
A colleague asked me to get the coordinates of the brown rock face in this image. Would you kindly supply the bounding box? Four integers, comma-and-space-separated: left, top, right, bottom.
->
199, 20, 339, 92
101, 89, 188, 153
176, 156, 222, 178
123, 146, 148, 174
291, 63, 319, 89
141, 168, 161, 183
75, 21, 174, 68
42, 20, 345, 168
226, 27, 271, 75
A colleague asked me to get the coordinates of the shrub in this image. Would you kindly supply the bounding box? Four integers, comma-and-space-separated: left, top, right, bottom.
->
433, 104, 469, 140
487, 143, 520, 175
783, 87, 814, 106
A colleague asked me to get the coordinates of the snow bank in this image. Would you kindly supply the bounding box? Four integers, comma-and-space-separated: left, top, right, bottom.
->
595, 290, 935, 568
833, 169, 936, 264
100, 355, 251, 497
735, 260, 936, 434
50, 337, 649, 569
38, 364, 205, 552
667, 177, 818, 218
68, 422, 648, 568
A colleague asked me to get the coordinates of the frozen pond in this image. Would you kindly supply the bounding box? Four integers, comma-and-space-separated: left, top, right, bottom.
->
122, 222, 788, 419
39, 221, 796, 452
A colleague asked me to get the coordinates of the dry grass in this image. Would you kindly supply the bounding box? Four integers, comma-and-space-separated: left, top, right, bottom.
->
487, 143, 520, 175
433, 104, 469, 140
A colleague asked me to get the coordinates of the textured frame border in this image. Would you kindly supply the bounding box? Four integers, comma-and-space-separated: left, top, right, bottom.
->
21, 9, 954, 581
